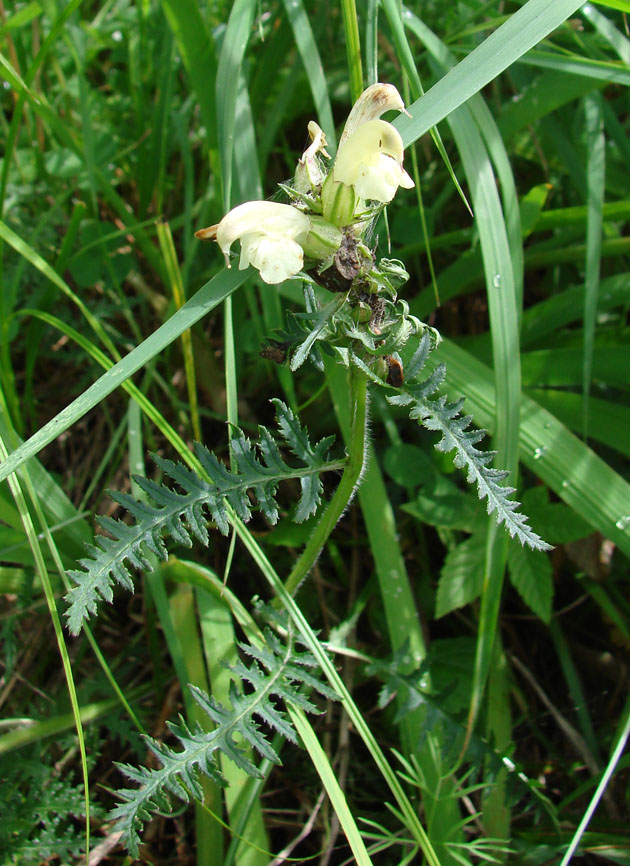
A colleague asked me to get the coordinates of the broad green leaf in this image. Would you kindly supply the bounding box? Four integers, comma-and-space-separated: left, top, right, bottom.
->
435, 534, 486, 619
384, 443, 434, 488
508, 542, 553, 623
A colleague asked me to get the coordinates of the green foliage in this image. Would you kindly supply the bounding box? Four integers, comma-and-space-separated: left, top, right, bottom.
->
112, 628, 338, 857
388, 337, 552, 552
269, 274, 425, 373
436, 534, 486, 619
2, 0, 630, 862
65, 400, 339, 635
0, 743, 100, 865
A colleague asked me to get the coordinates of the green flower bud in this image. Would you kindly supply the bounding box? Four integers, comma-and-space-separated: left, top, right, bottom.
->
301, 215, 343, 260
321, 173, 358, 227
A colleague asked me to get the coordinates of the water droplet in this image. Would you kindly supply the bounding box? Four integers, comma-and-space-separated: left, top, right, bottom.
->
533, 446, 547, 460
112, 29, 123, 42
615, 515, 630, 531
2, 81, 10, 91
562, 480, 571, 489
493, 274, 502, 288
544, 421, 552, 429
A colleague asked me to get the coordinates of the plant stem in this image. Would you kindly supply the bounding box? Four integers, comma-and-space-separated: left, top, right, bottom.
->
283, 366, 368, 597
340, 0, 363, 103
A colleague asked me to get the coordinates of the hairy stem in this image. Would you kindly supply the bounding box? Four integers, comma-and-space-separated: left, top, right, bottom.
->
283, 367, 368, 597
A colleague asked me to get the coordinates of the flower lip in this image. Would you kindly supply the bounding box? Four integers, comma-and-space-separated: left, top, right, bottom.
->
332, 119, 414, 204
196, 200, 319, 284
213, 200, 311, 260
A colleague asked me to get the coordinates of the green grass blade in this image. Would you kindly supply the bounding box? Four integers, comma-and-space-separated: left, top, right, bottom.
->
0, 694, 133, 755
159, 0, 218, 155
0, 219, 119, 359
582, 91, 605, 438
340, 0, 363, 101
405, 15, 522, 754
195, 581, 269, 866
231, 516, 442, 866
15, 308, 199, 473
559, 693, 630, 866
590, 0, 630, 10
0, 402, 90, 560
281, 0, 336, 148
0, 268, 249, 484
526, 389, 630, 455
394, 0, 587, 148
365, 0, 379, 85
325, 360, 462, 865
517, 49, 630, 85
156, 221, 201, 441
0, 429, 90, 857
0, 1, 43, 35
582, 2, 630, 63
382, 0, 472, 215
233, 74, 263, 201
289, 706, 374, 866
169, 582, 224, 865
549, 619, 601, 763
216, 0, 257, 209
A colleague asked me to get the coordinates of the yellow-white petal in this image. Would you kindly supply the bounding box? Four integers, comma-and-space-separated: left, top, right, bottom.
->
239, 233, 304, 284
215, 200, 311, 262
333, 119, 414, 204
340, 83, 408, 146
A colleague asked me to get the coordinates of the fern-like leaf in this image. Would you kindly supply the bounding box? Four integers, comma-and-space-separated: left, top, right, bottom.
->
389, 337, 551, 552
111, 630, 338, 857
65, 402, 340, 634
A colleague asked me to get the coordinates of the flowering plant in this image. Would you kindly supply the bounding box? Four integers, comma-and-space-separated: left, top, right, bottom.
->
66, 81, 551, 861
195, 84, 428, 388
196, 83, 413, 288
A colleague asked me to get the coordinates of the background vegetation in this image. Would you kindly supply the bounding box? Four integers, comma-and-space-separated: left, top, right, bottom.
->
0, 0, 629, 863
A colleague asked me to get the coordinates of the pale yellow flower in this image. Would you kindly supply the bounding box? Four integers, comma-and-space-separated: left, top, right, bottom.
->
196, 201, 311, 284
333, 119, 414, 204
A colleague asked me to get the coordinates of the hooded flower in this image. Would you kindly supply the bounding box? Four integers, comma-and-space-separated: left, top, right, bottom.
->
338, 82, 407, 146
195, 201, 312, 284
321, 83, 414, 226
196, 200, 342, 284
333, 119, 414, 203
